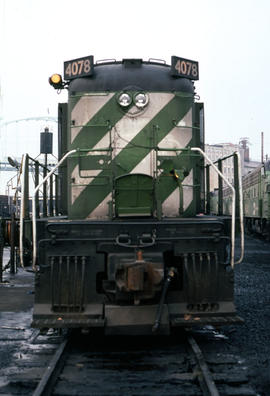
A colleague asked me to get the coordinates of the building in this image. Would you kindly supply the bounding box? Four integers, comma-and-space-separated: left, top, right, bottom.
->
205, 142, 260, 190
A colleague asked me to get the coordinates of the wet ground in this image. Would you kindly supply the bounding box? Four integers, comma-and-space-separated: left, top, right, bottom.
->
0, 237, 270, 395
0, 249, 35, 393
0, 248, 34, 311
223, 235, 270, 396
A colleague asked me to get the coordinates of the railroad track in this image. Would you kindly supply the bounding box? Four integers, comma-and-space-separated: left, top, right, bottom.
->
28, 329, 256, 396
33, 336, 69, 396
0, 327, 67, 395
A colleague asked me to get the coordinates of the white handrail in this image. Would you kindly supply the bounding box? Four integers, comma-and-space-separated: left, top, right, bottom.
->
19, 154, 27, 269
191, 147, 236, 268
32, 149, 77, 270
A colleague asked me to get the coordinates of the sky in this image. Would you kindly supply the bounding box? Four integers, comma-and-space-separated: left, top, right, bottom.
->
0, 0, 270, 166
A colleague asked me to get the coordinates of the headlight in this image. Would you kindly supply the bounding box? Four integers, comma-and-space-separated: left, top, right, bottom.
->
134, 93, 148, 108
118, 93, 132, 107
48, 73, 63, 89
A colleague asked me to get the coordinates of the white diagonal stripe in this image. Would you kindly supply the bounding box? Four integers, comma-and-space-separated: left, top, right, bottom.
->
110, 92, 175, 157
71, 93, 175, 214
131, 151, 155, 176
158, 108, 192, 156
183, 169, 194, 211
71, 93, 114, 143
162, 169, 193, 216
162, 188, 179, 217
86, 193, 112, 219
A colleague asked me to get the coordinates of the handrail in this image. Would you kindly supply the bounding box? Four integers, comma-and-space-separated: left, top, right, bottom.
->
235, 151, 244, 264
32, 149, 77, 270
205, 150, 244, 265
191, 147, 236, 268
19, 154, 27, 269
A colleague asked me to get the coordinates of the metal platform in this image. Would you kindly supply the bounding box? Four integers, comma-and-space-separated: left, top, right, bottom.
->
171, 315, 244, 327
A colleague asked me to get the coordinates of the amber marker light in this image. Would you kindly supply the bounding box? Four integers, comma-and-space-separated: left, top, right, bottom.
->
49, 73, 63, 89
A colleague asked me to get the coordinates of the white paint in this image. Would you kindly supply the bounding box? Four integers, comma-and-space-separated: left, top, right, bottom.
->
71, 93, 114, 143
162, 169, 194, 216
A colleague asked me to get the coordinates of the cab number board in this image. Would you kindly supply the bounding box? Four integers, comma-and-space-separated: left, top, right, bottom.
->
171, 56, 199, 80
64, 55, 94, 80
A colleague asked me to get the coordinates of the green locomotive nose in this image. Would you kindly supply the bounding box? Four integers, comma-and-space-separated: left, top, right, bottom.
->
30, 56, 243, 334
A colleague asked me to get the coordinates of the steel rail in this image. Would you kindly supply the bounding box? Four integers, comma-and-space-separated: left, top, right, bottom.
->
33, 338, 69, 396
187, 334, 220, 396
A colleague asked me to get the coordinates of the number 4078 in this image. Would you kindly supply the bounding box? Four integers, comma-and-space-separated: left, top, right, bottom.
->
175, 59, 198, 78
65, 59, 92, 77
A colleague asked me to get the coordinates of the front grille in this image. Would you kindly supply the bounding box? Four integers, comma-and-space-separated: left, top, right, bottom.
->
49, 255, 87, 313
183, 251, 219, 302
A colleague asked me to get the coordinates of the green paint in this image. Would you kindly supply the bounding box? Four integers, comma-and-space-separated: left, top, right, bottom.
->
115, 174, 154, 216
69, 93, 127, 150
156, 146, 200, 216
69, 94, 193, 218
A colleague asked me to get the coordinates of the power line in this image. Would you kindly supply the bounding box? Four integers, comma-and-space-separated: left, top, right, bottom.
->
0, 116, 57, 127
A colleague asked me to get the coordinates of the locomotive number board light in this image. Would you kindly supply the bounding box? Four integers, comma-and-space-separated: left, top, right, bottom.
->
171, 56, 199, 80
64, 55, 94, 80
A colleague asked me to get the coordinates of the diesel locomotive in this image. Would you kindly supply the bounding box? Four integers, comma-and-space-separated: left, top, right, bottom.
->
242, 160, 270, 237
210, 158, 270, 239
30, 55, 243, 334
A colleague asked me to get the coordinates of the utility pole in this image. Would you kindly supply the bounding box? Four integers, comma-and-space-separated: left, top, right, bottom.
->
40, 127, 53, 217
261, 131, 264, 163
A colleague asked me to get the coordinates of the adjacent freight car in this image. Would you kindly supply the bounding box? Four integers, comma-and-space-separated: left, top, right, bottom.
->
242, 161, 270, 238
29, 55, 243, 334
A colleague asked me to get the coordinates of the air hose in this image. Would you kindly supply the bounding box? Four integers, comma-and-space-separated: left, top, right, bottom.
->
152, 267, 175, 333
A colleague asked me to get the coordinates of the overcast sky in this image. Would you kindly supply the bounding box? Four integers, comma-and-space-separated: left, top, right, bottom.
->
1, 0, 270, 162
